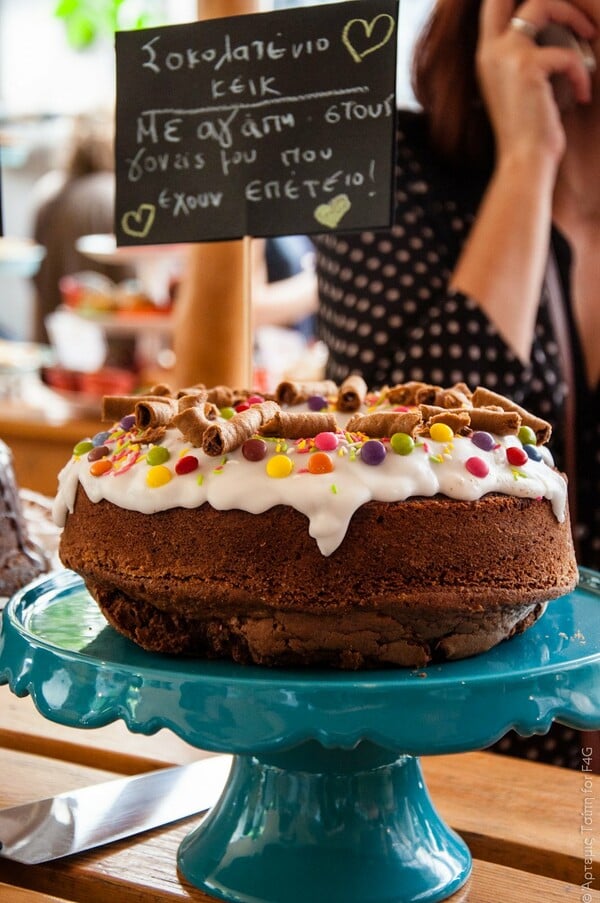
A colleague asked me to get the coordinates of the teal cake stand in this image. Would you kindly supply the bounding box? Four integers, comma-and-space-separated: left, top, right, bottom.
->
1, 569, 600, 903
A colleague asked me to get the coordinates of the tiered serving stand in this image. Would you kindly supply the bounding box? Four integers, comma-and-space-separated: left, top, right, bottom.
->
1, 568, 599, 903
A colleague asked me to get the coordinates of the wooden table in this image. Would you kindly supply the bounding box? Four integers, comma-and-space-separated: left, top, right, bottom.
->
0, 689, 597, 903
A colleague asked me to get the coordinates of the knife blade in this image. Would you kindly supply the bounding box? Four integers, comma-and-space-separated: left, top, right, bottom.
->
0, 753, 231, 864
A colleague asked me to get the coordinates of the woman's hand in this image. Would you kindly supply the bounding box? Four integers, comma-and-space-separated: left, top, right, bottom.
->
477, 0, 597, 170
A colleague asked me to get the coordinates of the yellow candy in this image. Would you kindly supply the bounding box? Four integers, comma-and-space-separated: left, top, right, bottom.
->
266, 454, 293, 478
429, 422, 454, 443
146, 464, 172, 488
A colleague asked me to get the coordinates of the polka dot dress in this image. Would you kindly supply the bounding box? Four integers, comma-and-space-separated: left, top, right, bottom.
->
313, 109, 600, 769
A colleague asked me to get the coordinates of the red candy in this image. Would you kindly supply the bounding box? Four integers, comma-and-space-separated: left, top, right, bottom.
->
235, 401, 250, 413
176, 455, 199, 475
465, 456, 489, 478
506, 446, 528, 467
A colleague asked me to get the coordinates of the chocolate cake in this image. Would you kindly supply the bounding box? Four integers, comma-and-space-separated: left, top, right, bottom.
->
0, 441, 47, 598
54, 378, 578, 668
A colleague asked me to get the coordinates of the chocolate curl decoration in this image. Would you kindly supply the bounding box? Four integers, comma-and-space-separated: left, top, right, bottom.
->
337, 375, 368, 412
440, 383, 473, 408
136, 426, 167, 446
202, 400, 280, 456
472, 387, 551, 443
177, 391, 208, 412
385, 381, 434, 406
135, 397, 178, 429
275, 379, 337, 406
173, 403, 219, 446
206, 385, 235, 408
260, 411, 337, 438
148, 383, 174, 397
175, 385, 206, 399
346, 410, 422, 438
102, 394, 166, 423
468, 408, 521, 435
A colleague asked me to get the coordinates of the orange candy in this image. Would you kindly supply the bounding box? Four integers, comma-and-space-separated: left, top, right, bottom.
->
308, 452, 334, 475
89, 459, 112, 476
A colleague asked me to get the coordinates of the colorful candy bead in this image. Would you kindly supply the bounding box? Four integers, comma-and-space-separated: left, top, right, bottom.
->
235, 401, 250, 413
308, 452, 334, 474
361, 439, 386, 466
465, 456, 489, 478
518, 425, 537, 446
247, 394, 264, 405
175, 455, 199, 475
120, 414, 136, 431
506, 446, 528, 467
147, 445, 170, 466
73, 440, 94, 457
242, 438, 268, 462
390, 432, 414, 456
89, 459, 112, 476
266, 454, 293, 478
91, 431, 110, 447
314, 432, 338, 452
429, 422, 454, 443
471, 431, 495, 452
146, 464, 172, 488
524, 444, 543, 462
88, 445, 109, 462
220, 407, 235, 420
308, 394, 328, 412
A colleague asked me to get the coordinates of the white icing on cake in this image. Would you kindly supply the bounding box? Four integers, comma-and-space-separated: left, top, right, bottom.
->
53, 403, 568, 557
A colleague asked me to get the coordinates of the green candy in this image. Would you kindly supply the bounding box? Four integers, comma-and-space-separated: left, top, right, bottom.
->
390, 432, 414, 456
73, 440, 94, 457
146, 445, 170, 466
518, 425, 537, 446
220, 406, 235, 420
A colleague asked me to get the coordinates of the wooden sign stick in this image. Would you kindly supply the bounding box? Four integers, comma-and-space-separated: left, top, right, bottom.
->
241, 234, 253, 389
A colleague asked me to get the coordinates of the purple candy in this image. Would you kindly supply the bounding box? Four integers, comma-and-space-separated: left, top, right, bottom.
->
361, 439, 386, 466
120, 414, 136, 431
471, 431, 495, 452
308, 394, 328, 412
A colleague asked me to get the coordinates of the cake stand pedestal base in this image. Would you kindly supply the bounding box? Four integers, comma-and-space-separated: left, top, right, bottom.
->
179, 744, 470, 903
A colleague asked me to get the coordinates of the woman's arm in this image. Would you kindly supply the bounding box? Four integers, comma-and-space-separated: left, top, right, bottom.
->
251, 239, 317, 329
450, 0, 596, 365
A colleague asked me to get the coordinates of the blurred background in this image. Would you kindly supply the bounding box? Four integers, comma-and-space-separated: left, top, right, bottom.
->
0, 0, 432, 489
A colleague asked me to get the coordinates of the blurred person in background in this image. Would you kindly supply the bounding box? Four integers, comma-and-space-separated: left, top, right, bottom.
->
30, 113, 133, 346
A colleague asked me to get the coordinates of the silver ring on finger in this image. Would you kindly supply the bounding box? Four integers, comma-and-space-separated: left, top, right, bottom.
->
509, 16, 539, 40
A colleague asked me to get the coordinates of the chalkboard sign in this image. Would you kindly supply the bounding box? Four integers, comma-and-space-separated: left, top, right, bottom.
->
115, 0, 398, 246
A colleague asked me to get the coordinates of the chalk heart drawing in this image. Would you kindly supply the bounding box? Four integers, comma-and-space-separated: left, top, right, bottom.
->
342, 14, 395, 63
314, 194, 352, 229
121, 203, 156, 239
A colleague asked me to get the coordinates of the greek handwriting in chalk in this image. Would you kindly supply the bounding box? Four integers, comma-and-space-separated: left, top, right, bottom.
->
115, 0, 398, 243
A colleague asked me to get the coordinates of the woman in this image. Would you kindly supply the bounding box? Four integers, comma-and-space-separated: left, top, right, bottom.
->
315, 0, 598, 571
313, 0, 599, 768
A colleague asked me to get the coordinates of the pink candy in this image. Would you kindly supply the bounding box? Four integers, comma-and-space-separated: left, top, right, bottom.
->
314, 432, 338, 451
